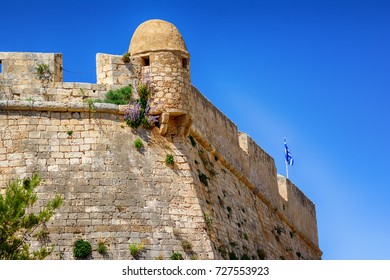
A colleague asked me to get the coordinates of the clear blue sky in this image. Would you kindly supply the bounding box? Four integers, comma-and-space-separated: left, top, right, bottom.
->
2, 0, 390, 260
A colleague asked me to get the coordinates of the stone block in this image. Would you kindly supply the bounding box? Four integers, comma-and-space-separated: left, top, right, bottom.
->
28, 131, 40, 138
66, 152, 84, 158
55, 158, 69, 165
59, 146, 71, 152
70, 158, 80, 165
48, 165, 59, 172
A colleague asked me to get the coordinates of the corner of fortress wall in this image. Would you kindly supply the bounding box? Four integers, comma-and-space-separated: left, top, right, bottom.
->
0, 47, 321, 259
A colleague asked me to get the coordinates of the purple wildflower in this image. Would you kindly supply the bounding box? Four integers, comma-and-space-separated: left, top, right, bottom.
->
124, 101, 142, 128
146, 115, 159, 126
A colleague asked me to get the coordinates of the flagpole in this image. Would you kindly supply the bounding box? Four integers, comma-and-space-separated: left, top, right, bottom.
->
285, 160, 289, 179
284, 137, 293, 179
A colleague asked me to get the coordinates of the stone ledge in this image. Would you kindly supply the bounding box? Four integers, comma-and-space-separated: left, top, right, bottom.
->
0, 100, 124, 114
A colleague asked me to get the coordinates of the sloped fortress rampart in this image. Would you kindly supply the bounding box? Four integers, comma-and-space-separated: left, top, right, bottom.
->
0, 19, 322, 259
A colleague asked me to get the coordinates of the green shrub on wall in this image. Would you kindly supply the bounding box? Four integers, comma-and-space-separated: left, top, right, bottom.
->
122, 53, 131, 63
73, 239, 92, 260
129, 242, 144, 259
165, 154, 174, 165
170, 251, 183, 260
97, 85, 133, 105
97, 241, 107, 255
133, 138, 143, 150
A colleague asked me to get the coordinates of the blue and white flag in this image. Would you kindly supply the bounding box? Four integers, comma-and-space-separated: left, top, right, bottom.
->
284, 138, 294, 166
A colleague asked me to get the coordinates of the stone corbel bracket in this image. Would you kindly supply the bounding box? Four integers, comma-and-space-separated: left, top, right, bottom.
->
158, 109, 192, 137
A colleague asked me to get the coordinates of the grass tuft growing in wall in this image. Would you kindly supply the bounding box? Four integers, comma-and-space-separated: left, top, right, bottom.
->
97, 241, 107, 255
203, 212, 213, 228
257, 248, 267, 260
129, 242, 144, 259
181, 240, 192, 252
189, 135, 196, 147
170, 251, 183, 260
122, 53, 131, 63
198, 171, 209, 186
133, 138, 143, 150
165, 154, 174, 165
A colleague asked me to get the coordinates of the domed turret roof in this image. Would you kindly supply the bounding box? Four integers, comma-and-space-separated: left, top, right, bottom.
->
129, 19, 188, 56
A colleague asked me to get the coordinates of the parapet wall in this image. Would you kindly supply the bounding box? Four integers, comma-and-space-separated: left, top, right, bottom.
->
188, 86, 279, 203
0, 52, 111, 102
186, 86, 319, 249
277, 175, 319, 246
96, 53, 138, 86
0, 52, 61, 100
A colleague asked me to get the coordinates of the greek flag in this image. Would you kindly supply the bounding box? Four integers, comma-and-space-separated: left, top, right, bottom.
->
284, 138, 294, 166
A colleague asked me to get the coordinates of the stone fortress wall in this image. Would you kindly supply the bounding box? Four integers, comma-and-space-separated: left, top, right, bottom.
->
0, 19, 321, 259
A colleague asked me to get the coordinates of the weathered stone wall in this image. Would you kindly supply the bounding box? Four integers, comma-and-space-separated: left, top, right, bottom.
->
277, 175, 319, 246
96, 53, 139, 86
46, 82, 108, 102
188, 87, 280, 210
0, 101, 321, 259
0, 52, 62, 100
0, 52, 110, 102
0, 102, 214, 260
183, 132, 320, 259
0, 49, 321, 259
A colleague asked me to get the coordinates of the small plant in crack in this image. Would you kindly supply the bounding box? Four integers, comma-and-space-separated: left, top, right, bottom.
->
129, 242, 144, 259
257, 248, 267, 260
189, 135, 196, 147
165, 154, 174, 165
203, 212, 213, 228
274, 226, 285, 235
97, 240, 108, 255
122, 52, 131, 63
170, 251, 183, 260
181, 240, 192, 252
229, 251, 239, 260
35, 64, 53, 88
198, 171, 209, 186
133, 138, 143, 150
